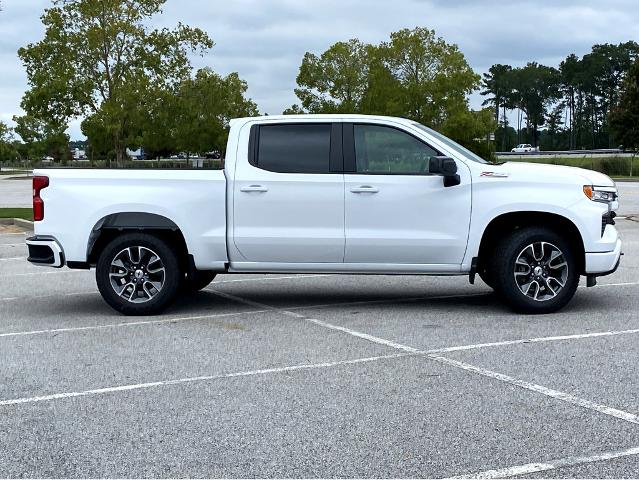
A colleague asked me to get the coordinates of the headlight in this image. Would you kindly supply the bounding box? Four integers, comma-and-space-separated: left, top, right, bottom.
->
583, 185, 618, 203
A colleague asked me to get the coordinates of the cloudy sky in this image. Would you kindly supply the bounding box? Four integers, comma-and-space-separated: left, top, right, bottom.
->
1, 0, 638, 139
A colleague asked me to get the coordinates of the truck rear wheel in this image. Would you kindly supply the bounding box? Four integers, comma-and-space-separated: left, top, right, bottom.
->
493, 227, 579, 314
96, 233, 181, 315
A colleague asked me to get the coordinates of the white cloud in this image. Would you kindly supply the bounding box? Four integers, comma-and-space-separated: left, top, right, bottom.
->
1, 0, 638, 139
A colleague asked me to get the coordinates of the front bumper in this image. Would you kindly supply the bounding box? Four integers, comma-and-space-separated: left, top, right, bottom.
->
26, 235, 65, 268
585, 238, 622, 275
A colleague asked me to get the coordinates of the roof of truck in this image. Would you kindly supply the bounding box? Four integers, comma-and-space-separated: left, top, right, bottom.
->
230, 114, 416, 126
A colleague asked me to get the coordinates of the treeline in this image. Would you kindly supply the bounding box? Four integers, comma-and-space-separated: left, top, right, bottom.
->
284, 28, 496, 159
1, 0, 257, 164
1, 0, 638, 164
482, 42, 639, 151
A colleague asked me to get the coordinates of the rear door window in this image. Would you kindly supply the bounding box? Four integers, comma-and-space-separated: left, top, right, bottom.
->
257, 124, 331, 174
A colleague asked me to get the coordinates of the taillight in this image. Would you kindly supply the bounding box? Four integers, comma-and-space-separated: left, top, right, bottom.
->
33, 175, 49, 221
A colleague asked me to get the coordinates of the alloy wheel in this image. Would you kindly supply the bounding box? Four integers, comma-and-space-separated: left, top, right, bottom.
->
109, 246, 166, 303
513, 241, 569, 302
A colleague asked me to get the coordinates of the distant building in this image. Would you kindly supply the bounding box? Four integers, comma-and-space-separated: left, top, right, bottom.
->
70, 148, 87, 160
126, 148, 146, 160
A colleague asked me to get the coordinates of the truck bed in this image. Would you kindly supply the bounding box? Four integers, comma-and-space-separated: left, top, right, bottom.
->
33, 168, 228, 270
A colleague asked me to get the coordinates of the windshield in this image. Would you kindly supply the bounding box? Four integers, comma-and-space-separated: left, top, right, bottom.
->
412, 122, 489, 164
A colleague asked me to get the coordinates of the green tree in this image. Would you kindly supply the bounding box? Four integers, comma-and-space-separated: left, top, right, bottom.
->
282, 104, 306, 115
293, 39, 370, 113
0, 121, 18, 161
359, 46, 403, 116
610, 58, 639, 149
441, 107, 497, 160
12, 115, 69, 161
167, 68, 259, 156
381, 27, 479, 127
559, 54, 581, 149
510, 63, 561, 147
18, 0, 213, 164
288, 28, 493, 158
481, 64, 514, 150
481, 64, 512, 123
557, 42, 638, 150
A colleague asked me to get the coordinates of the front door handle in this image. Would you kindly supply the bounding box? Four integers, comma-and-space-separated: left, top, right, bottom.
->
240, 185, 268, 193
350, 185, 379, 194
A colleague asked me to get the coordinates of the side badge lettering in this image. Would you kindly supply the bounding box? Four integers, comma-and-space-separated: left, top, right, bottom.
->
480, 171, 510, 178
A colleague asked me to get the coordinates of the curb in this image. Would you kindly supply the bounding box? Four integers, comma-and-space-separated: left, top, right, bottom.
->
0, 218, 34, 231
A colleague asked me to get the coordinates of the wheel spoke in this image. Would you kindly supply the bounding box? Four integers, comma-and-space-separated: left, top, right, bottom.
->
543, 278, 557, 297
549, 260, 567, 270
116, 281, 135, 297
532, 281, 542, 300
142, 282, 155, 299
535, 243, 545, 262
547, 276, 565, 289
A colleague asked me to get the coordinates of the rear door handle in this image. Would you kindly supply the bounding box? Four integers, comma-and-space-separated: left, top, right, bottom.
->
350, 185, 379, 194
240, 185, 268, 193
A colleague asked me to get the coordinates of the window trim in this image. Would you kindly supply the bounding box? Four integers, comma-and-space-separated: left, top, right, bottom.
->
343, 122, 443, 175
248, 122, 343, 174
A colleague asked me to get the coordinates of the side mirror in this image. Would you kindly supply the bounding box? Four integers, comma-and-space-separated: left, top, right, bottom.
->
429, 156, 460, 187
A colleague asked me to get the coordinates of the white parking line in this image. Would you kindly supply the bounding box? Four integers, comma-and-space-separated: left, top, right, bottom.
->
212, 292, 639, 448
2, 285, 639, 480
0, 256, 27, 262
427, 328, 639, 354
213, 274, 331, 284
0, 309, 270, 339
0, 275, 334, 301
429, 355, 639, 424
211, 292, 639, 478
0, 352, 409, 407
450, 445, 639, 479
0, 291, 491, 337
3, 281, 639, 340
4, 270, 86, 277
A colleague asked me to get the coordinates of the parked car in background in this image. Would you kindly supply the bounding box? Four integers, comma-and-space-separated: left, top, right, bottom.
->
26, 114, 621, 316
511, 144, 539, 153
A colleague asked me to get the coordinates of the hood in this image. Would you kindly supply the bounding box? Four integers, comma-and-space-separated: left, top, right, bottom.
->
494, 162, 615, 187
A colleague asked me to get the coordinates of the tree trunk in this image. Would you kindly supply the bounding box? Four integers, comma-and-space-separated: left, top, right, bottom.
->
114, 131, 124, 167
502, 104, 507, 151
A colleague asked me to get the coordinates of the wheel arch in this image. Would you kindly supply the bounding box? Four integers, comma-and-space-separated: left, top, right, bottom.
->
477, 211, 586, 274
86, 212, 190, 268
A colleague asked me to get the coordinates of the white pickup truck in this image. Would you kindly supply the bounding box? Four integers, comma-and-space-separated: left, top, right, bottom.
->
27, 115, 621, 315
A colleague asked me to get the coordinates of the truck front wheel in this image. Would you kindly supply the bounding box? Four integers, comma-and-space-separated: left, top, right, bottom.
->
493, 227, 579, 314
96, 233, 181, 315
182, 270, 217, 293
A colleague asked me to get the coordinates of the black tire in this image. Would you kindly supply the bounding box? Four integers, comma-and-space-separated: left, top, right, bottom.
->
478, 262, 496, 290
96, 233, 181, 315
493, 227, 579, 314
182, 270, 217, 293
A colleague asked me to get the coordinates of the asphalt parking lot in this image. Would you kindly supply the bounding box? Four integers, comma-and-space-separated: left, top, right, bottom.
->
0, 216, 637, 478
